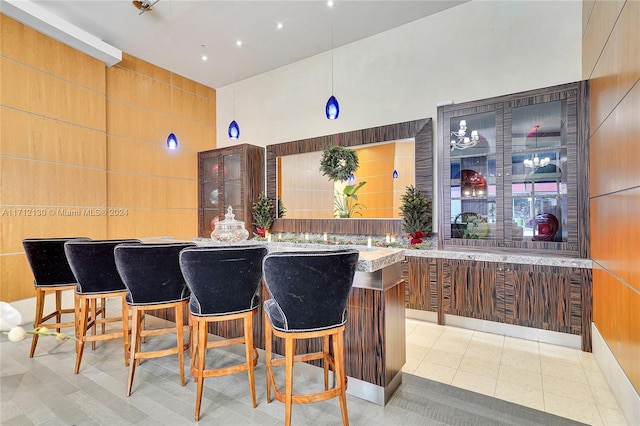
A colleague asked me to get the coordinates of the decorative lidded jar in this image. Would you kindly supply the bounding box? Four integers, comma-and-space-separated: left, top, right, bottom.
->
211, 206, 249, 243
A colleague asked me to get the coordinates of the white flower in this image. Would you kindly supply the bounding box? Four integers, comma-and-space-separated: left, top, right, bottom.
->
0, 301, 23, 330
7, 326, 27, 342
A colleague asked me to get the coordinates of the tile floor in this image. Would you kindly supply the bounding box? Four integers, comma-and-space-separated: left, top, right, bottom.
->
404, 318, 628, 426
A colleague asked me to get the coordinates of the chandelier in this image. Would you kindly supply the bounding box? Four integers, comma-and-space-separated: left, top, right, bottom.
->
450, 120, 479, 151
523, 125, 550, 170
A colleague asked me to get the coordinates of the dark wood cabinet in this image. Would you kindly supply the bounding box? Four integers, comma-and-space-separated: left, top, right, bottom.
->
197, 144, 265, 238
437, 81, 589, 258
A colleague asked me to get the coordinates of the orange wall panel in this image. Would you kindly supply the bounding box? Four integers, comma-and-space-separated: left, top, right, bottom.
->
0, 15, 105, 92
106, 66, 172, 115
116, 53, 171, 84
588, 0, 640, 132
590, 188, 640, 293
581, 0, 625, 79
1, 158, 107, 207
1, 57, 46, 115
589, 84, 640, 197
1, 108, 106, 168
592, 268, 640, 393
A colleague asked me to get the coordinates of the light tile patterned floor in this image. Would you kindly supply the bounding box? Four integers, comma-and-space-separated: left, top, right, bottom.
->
404, 318, 628, 426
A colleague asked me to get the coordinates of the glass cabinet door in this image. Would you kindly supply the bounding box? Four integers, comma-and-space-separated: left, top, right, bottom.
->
508, 101, 568, 243
202, 157, 220, 233
448, 110, 500, 241
222, 153, 243, 221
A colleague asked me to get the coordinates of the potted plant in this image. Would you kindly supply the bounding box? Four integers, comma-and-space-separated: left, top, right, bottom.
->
334, 181, 367, 218
399, 185, 432, 245
252, 192, 275, 237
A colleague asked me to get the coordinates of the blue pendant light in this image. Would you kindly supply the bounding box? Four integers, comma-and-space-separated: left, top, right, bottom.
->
326, 95, 339, 120
166, 133, 178, 150
228, 120, 240, 139
326, 22, 339, 120
392, 170, 398, 179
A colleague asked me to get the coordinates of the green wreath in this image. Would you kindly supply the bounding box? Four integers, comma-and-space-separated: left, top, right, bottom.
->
320, 145, 359, 182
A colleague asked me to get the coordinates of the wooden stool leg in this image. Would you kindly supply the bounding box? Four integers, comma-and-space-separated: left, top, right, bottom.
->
74, 297, 89, 374
90, 298, 97, 350
55, 289, 62, 333
284, 335, 294, 426
244, 313, 257, 408
30, 288, 45, 358
265, 315, 273, 403
194, 318, 207, 421
323, 335, 330, 390
121, 296, 130, 367
176, 302, 186, 387
334, 331, 349, 426
126, 308, 141, 396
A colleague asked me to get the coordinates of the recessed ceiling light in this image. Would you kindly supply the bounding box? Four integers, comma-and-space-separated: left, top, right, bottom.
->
327, 1, 334, 7
201, 44, 207, 61
276, 22, 284, 30
236, 40, 242, 47
201, 54, 207, 61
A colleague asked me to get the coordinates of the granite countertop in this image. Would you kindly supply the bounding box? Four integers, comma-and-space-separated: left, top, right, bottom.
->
192, 238, 406, 273
404, 247, 592, 269
185, 237, 593, 270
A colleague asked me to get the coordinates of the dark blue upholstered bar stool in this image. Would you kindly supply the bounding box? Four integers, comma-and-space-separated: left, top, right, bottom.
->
114, 242, 195, 396
179, 245, 268, 421
64, 239, 142, 373
262, 249, 359, 426
22, 237, 91, 357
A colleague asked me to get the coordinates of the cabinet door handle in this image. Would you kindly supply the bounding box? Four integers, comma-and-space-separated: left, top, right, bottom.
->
498, 173, 502, 177
505, 173, 510, 176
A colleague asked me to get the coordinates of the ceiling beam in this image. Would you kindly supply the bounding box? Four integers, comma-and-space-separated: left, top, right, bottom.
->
1, 0, 121, 66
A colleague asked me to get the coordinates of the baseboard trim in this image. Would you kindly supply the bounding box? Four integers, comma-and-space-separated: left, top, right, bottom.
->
592, 323, 640, 426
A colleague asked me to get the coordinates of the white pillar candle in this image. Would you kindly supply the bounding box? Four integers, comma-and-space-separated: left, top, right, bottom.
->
305, 233, 309, 240
386, 234, 391, 244
367, 237, 372, 248
323, 232, 328, 242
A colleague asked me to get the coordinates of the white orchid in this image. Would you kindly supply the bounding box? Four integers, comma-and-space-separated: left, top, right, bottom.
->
1, 302, 72, 342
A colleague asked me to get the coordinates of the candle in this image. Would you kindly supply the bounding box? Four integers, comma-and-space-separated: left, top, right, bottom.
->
278, 233, 282, 240
367, 237, 372, 248
323, 232, 328, 242
391, 236, 396, 243
386, 234, 391, 244
266, 232, 272, 243
305, 233, 309, 240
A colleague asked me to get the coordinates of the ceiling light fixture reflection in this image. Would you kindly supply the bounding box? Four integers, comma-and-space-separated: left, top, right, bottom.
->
524, 125, 550, 170
450, 120, 479, 151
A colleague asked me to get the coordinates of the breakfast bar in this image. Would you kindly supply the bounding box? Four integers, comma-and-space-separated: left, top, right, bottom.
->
185, 241, 407, 405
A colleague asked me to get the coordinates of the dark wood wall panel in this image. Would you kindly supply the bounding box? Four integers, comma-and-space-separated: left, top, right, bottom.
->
270, 218, 403, 235
406, 257, 438, 312
442, 259, 503, 323
504, 264, 582, 335
266, 118, 432, 235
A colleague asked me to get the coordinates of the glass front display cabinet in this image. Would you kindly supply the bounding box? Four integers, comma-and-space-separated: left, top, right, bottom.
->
198, 144, 265, 238
438, 81, 588, 257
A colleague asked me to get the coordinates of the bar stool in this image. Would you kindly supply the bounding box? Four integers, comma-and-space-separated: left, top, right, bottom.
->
64, 239, 141, 373
114, 242, 195, 396
22, 237, 90, 357
179, 245, 268, 421
262, 249, 359, 426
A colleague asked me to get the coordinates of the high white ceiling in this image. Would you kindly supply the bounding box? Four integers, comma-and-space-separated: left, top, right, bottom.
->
24, 0, 466, 89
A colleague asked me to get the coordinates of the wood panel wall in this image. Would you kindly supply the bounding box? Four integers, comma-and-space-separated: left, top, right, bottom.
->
583, 0, 640, 393
0, 16, 216, 302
